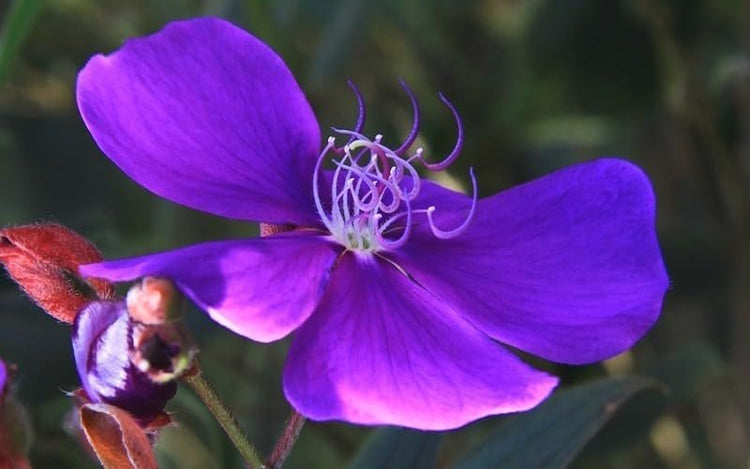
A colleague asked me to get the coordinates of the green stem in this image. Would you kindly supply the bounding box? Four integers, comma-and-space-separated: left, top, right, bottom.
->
183, 369, 266, 469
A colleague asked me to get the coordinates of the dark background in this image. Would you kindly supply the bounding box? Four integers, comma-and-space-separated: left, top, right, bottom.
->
0, 0, 748, 467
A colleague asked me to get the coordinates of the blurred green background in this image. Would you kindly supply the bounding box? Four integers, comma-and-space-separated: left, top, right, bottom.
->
0, 0, 748, 467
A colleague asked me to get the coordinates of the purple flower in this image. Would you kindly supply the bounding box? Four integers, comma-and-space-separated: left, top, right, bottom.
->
76, 17, 668, 430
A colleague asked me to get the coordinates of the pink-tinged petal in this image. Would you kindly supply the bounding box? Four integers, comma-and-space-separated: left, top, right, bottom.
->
77, 17, 321, 225
390, 159, 668, 365
81, 234, 341, 342
283, 253, 558, 430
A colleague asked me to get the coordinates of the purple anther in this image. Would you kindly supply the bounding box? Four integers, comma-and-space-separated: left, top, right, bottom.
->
394, 79, 421, 156
418, 92, 464, 171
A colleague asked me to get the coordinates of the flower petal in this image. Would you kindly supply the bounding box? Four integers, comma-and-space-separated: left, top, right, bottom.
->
283, 253, 558, 430
391, 158, 669, 365
77, 18, 321, 225
80, 234, 340, 342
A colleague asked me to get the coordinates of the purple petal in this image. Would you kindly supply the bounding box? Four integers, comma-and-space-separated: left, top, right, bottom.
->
76, 17, 321, 225
391, 158, 668, 365
80, 234, 341, 342
283, 253, 558, 430
72, 301, 176, 422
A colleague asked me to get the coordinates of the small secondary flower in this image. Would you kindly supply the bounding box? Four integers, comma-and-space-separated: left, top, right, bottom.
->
76, 18, 668, 430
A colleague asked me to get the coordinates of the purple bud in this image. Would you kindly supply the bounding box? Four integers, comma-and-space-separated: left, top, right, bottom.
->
72, 297, 192, 425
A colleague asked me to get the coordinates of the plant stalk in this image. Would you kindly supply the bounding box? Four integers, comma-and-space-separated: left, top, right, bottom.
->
183, 369, 266, 469
268, 410, 306, 469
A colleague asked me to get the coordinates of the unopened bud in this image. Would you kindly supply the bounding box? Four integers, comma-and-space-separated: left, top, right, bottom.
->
130, 322, 194, 384
73, 297, 195, 425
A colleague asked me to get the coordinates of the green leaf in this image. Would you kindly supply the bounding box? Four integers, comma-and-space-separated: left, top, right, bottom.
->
452, 377, 662, 469
0, 0, 45, 83
347, 427, 442, 469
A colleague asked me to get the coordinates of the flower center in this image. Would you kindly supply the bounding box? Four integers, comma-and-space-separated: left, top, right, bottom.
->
312, 82, 478, 252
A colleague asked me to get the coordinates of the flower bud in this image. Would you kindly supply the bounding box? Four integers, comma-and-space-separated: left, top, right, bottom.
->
0, 223, 114, 323
126, 277, 184, 325
72, 280, 194, 425
129, 322, 193, 384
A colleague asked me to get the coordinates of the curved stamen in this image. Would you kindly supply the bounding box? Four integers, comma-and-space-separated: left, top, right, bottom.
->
314, 91, 475, 252
330, 149, 352, 225
378, 208, 431, 235
412, 92, 464, 171
332, 159, 388, 213
377, 191, 412, 250
333, 128, 368, 141
370, 135, 392, 177
329, 82, 366, 156
376, 172, 402, 214
426, 167, 478, 239
339, 178, 355, 223
332, 128, 369, 161
390, 157, 421, 199
394, 79, 420, 156
313, 137, 337, 230
347, 80, 366, 136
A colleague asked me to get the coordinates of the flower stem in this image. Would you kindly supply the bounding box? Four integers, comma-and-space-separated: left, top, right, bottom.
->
183, 368, 266, 469
268, 410, 306, 468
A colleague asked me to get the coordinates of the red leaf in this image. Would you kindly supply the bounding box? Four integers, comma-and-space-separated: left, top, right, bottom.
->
0, 223, 114, 323
80, 403, 157, 469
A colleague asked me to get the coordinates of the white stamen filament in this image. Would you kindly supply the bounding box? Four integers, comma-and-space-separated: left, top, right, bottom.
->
312, 130, 477, 252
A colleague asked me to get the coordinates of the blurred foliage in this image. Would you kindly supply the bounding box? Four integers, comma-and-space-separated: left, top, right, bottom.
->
452, 378, 664, 469
348, 426, 441, 469
0, 0, 748, 467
